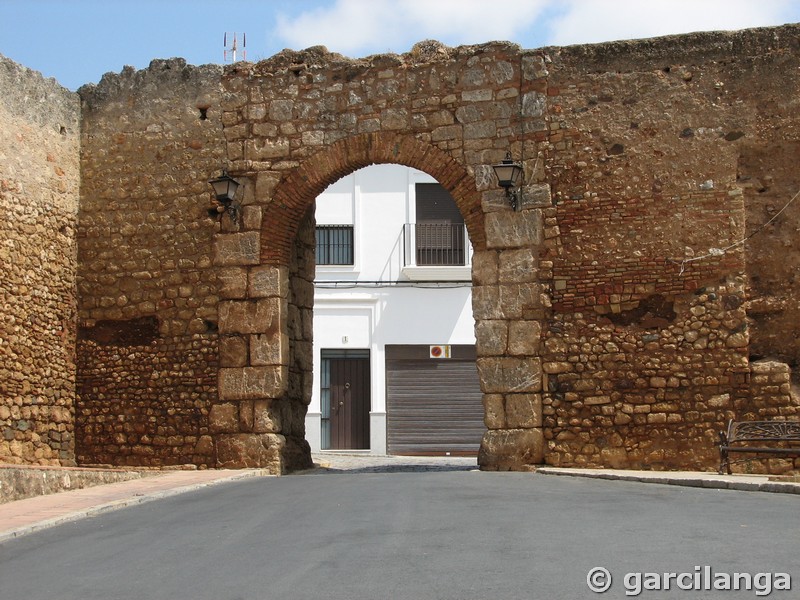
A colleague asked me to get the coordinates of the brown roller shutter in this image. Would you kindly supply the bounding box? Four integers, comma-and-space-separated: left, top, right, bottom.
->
386, 345, 484, 456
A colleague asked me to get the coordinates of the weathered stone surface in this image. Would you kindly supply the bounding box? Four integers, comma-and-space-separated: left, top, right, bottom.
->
508, 320, 542, 356
215, 433, 284, 472
213, 232, 261, 266
218, 298, 282, 335
505, 394, 542, 428
471, 250, 498, 285
478, 428, 544, 470
477, 357, 542, 393
4, 25, 797, 474
248, 265, 288, 298
250, 331, 287, 366
218, 366, 287, 400
0, 465, 154, 504
475, 320, 507, 356
218, 268, 248, 299
0, 55, 80, 466
483, 394, 505, 429
219, 335, 248, 367
499, 248, 538, 283
518, 184, 552, 209
485, 210, 542, 249
209, 403, 239, 433
253, 399, 283, 433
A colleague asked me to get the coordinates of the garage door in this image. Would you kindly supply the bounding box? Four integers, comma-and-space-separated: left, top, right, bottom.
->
386, 345, 484, 455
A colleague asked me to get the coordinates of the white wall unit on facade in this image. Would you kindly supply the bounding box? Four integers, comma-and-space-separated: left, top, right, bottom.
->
308, 164, 481, 455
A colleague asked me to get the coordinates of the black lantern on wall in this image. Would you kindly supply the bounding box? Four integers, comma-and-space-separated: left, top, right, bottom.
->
209, 170, 241, 218
492, 152, 524, 210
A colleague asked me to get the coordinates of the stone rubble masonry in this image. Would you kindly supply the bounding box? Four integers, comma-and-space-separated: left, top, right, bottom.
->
0, 55, 80, 466
2, 25, 800, 474
0, 464, 154, 504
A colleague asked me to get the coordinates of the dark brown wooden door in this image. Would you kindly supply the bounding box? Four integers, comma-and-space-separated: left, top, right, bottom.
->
328, 356, 370, 449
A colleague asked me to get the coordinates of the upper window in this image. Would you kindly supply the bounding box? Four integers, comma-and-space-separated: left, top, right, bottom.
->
316, 225, 354, 265
415, 184, 466, 266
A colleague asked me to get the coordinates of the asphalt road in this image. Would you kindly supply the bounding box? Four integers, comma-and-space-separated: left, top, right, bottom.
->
1, 469, 797, 600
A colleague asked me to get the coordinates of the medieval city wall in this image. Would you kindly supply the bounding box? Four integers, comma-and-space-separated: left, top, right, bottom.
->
536, 27, 800, 470
0, 55, 80, 465
76, 59, 226, 467
3, 24, 799, 473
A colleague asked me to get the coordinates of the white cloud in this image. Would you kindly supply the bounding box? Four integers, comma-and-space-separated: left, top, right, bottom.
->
544, 0, 797, 46
273, 0, 550, 56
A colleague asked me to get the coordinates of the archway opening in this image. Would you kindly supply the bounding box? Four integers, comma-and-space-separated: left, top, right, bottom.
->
304, 164, 482, 458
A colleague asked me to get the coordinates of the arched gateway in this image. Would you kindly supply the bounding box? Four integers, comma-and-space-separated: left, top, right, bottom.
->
64, 28, 800, 475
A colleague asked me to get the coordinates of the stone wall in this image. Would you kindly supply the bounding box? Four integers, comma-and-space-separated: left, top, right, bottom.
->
534, 26, 800, 470
0, 464, 153, 503
6, 25, 798, 473
0, 55, 80, 465
76, 59, 225, 468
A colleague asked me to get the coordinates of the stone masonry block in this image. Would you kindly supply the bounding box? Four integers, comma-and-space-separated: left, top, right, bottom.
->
253, 399, 283, 433
508, 320, 542, 356
213, 232, 261, 266
218, 267, 248, 299
242, 205, 263, 231
218, 297, 282, 335
218, 366, 287, 400
208, 403, 239, 433
519, 184, 552, 209
219, 335, 248, 367
471, 251, 498, 285
475, 320, 508, 356
250, 331, 288, 366
478, 428, 544, 470
499, 248, 538, 283
505, 394, 542, 428
472, 285, 502, 320
486, 210, 542, 249
248, 265, 288, 298
477, 357, 542, 394
215, 433, 284, 472
483, 394, 505, 429
499, 283, 542, 319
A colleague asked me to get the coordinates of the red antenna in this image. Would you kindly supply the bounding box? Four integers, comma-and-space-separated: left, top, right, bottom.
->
223, 32, 247, 63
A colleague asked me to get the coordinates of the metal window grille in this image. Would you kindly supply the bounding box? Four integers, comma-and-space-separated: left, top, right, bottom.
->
413, 223, 467, 266
316, 225, 354, 265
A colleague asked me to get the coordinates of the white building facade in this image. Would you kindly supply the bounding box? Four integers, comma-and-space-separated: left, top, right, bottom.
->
305, 164, 484, 455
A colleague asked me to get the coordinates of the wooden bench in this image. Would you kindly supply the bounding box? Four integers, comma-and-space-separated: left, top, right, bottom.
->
718, 420, 800, 474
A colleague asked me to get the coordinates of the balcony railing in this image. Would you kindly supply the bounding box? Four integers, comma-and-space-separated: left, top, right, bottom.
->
403, 223, 470, 267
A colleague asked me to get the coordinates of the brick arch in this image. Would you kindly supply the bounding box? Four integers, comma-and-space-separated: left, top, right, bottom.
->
260, 131, 485, 265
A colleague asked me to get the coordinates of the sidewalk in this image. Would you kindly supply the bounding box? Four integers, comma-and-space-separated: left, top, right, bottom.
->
1, 459, 797, 544
0, 468, 272, 544
537, 467, 800, 494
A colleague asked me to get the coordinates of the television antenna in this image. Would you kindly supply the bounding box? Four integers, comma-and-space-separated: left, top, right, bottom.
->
223, 32, 246, 62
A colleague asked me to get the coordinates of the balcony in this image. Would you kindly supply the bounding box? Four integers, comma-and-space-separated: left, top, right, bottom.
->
402, 223, 472, 281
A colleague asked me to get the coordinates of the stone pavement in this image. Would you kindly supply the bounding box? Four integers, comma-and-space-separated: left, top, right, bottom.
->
1, 455, 798, 544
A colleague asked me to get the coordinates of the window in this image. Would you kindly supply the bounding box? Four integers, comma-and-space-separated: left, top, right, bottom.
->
414, 184, 466, 266
316, 225, 354, 265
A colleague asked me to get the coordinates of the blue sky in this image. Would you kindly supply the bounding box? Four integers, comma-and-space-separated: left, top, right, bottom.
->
1, 0, 799, 91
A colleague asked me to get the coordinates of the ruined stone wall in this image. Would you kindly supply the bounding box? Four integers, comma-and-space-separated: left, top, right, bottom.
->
76, 59, 226, 467
68, 25, 800, 473
538, 26, 800, 470
0, 56, 80, 465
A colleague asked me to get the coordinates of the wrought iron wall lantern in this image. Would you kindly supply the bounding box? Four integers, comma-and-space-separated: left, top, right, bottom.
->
492, 152, 524, 210
208, 170, 241, 219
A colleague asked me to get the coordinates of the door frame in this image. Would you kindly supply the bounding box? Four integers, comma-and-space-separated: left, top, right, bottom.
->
320, 349, 371, 450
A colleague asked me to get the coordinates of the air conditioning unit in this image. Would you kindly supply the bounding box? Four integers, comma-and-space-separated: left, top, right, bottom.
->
429, 345, 451, 359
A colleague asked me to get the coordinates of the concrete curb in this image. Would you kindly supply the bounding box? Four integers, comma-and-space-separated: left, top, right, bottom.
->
536, 467, 800, 495
0, 469, 273, 544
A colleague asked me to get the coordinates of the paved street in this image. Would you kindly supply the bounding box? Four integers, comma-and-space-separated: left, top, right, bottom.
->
0, 457, 798, 600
